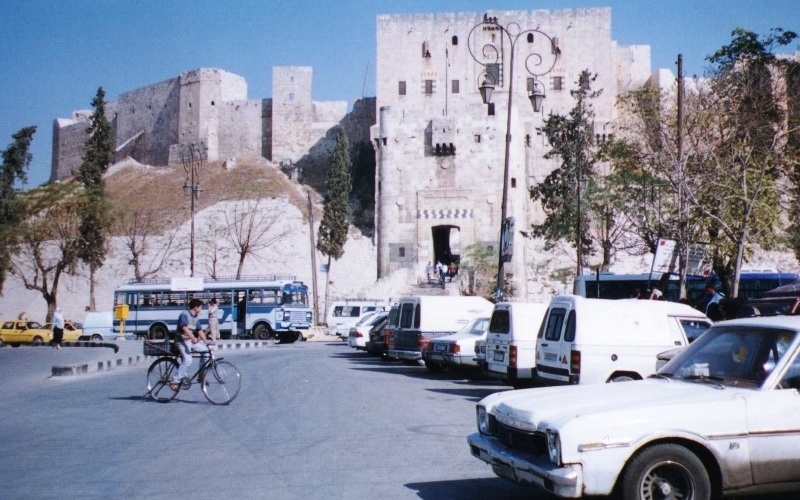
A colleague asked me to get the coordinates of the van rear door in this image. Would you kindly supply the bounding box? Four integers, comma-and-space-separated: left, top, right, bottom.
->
486, 304, 512, 378
536, 301, 575, 384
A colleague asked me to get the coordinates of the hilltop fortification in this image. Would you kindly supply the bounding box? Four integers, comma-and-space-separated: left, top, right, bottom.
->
51, 67, 375, 181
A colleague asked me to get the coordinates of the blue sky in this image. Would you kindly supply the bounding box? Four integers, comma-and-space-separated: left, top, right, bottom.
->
2, 0, 798, 188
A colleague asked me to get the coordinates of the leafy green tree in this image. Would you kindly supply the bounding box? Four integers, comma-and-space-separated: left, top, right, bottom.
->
76, 87, 115, 309
0, 126, 36, 294
605, 88, 683, 256
10, 183, 83, 321
317, 128, 352, 316
787, 59, 800, 261
457, 243, 514, 301
530, 70, 606, 275
692, 28, 798, 296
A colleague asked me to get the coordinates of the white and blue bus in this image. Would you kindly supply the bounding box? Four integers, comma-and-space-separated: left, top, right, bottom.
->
113, 275, 313, 342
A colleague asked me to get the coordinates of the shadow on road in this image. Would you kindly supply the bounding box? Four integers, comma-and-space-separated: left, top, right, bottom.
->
405, 477, 559, 500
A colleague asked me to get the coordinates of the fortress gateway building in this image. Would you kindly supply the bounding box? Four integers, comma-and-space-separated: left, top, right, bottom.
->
371, 8, 652, 298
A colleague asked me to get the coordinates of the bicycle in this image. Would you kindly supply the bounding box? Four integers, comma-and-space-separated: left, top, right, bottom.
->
144, 340, 242, 405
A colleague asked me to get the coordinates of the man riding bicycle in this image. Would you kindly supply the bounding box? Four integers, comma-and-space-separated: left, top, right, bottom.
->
171, 298, 212, 390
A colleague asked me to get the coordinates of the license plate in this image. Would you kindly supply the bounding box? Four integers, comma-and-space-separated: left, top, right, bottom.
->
544, 352, 558, 362
435, 344, 448, 352
493, 463, 516, 481
493, 351, 504, 362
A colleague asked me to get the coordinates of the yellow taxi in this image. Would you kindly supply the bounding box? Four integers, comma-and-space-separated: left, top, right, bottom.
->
43, 320, 83, 342
0, 320, 52, 347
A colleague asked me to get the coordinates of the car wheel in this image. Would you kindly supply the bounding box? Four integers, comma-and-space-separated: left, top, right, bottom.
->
610, 374, 636, 382
149, 324, 169, 340
621, 443, 711, 500
91, 334, 103, 342
32, 336, 44, 346
424, 360, 446, 372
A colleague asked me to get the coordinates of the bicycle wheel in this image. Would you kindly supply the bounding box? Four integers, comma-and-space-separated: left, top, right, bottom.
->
201, 360, 241, 405
146, 357, 180, 403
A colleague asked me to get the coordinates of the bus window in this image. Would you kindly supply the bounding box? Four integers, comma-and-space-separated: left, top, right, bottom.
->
263, 289, 279, 305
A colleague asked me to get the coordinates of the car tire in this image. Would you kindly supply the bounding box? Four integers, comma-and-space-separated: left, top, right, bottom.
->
621, 443, 711, 500
91, 334, 103, 342
32, 336, 44, 346
424, 360, 446, 372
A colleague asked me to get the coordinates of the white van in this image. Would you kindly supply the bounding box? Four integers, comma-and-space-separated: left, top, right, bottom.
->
80, 311, 118, 341
485, 302, 548, 387
389, 295, 494, 362
325, 300, 391, 336
536, 295, 712, 385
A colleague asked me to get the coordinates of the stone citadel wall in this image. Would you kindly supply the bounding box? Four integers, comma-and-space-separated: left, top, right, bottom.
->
51, 67, 375, 181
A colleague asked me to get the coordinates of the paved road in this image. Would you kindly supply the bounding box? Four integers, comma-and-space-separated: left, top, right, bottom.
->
0, 340, 554, 500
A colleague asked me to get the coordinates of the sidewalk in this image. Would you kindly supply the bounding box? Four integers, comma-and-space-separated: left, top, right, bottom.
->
50, 338, 279, 377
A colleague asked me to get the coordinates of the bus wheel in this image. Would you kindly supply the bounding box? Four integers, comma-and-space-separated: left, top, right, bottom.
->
150, 324, 169, 340
253, 323, 271, 340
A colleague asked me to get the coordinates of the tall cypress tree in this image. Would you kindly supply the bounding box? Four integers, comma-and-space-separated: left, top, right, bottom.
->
317, 128, 352, 262
317, 128, 352, 320
77, 87, 115, 310
0, 126, 36, 294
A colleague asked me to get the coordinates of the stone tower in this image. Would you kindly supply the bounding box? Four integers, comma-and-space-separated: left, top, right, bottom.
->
372, 8, 651, 300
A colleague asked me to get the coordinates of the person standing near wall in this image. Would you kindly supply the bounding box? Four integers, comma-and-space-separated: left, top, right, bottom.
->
51, 307, 65, 349
207, 298, 220, 342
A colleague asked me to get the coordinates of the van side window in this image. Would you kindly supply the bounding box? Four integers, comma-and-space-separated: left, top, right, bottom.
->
489, 310, 510, 334
564, 310, 576, 342
399, 303, 415, 328
544, 308, 566, 341
414, 304, 421, 329
681, 319, 712, 343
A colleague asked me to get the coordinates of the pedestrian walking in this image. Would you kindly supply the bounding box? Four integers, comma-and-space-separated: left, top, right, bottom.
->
51, 307, 65, 349
207, 298, 220, 342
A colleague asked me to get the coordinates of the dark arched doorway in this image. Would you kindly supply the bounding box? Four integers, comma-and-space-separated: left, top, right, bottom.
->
431, 225, 460, 266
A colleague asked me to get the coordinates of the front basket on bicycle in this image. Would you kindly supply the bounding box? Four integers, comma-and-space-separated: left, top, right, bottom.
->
143, 340, 178, 356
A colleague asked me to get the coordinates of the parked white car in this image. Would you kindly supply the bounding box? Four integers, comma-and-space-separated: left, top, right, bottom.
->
348, 311, 389, 350
422, 316, 490, 371
336, 311, 379, 340
468, 315, 800, 499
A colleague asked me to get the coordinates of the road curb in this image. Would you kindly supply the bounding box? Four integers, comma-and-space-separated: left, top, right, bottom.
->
51, 340, 276, 377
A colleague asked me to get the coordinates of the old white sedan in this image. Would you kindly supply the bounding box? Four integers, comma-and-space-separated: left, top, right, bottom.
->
422, 316, 490, 372
468, 315, 800, 499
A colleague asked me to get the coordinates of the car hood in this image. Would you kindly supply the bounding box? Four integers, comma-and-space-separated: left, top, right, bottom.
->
484, 378, 751, 433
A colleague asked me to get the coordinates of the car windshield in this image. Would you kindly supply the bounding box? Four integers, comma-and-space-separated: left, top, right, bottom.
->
660, 325, 798, 389
457, 317, 490, 336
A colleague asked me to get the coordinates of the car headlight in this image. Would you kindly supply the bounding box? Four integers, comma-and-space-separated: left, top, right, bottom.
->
477, 405, 489, 434
546, 429, 561, 464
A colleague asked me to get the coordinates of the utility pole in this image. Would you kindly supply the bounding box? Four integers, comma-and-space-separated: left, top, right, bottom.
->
307, 190, 320, 325
676, 54, 688, 299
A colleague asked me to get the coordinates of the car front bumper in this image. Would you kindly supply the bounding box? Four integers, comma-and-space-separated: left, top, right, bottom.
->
467, 432, 582, 498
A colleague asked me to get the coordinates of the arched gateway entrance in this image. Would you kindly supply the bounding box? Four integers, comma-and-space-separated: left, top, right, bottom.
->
431, 225, 461, 267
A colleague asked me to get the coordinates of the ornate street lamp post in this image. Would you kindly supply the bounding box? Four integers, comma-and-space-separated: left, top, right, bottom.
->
468, 14, 558, 301
182, 142, 205, 277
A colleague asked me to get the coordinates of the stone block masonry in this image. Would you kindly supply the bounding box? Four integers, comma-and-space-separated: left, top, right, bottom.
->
52, 66, 374, 180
